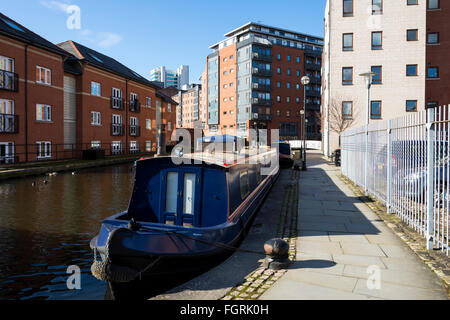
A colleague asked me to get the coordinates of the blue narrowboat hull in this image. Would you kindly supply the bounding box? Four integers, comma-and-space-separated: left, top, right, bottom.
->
90, 161, 279, 289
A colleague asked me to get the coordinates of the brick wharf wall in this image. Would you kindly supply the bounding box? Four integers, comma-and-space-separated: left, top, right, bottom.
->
0, 34, 65, 163
426, 1, 450, 107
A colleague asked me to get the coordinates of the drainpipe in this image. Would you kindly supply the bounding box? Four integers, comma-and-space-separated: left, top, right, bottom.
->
125, 79, 128, 154
24, 44, 29, 162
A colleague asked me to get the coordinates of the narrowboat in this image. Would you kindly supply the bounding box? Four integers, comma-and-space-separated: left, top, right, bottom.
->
90, 148, 279, 297
277, 141, 294, 168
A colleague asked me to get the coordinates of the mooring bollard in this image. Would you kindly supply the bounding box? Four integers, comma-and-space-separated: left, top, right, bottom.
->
263, 238, 291, 270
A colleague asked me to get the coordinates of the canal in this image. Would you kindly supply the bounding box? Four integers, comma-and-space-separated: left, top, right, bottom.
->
0, 164, 136, 300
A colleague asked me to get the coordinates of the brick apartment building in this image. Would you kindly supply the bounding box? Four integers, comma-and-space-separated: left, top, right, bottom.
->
205, 22, 323, 143
58, 41, 176, 155
322, 0, 450, 157
0, 12, 69, 163
0, 13, 176, 164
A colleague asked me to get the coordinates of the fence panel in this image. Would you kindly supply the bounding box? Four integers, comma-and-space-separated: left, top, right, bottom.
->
341, 106, 449, 255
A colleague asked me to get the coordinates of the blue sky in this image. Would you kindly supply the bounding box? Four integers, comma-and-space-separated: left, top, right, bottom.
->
1, 0, 325, 83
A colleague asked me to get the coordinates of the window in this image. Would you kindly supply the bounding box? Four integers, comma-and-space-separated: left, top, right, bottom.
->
240, 170, 250, 200
287, 69, 291, 76
36, 66, 51, 85
427, 101, 438, 109
406, 100, 417, 112
91, 141, 101, 149
146, 119, 152, 130
111, 141, 123, 155
370, 101, 382, 119
146, 97, 152, 107
342, 67, 353, 85
277, 96, 281, 102
286, 97, 291, 103
287, 55, 291, 62
130, 141, 139, 153
277, 53, 281, 60
36, 141, 51, 159
296, 56, 300, 63
277, 82, 281, 88
427, 32, 439, 44
407, 0, 418, 4
296, 84, 300, 90
91, 82, 101, 96
427, 67, 439, 78
91, 111, 101, 125
145, 141, 152, 152
407, 29, 418, 41
168, 122, 172, 131
168, 103, 172, 112
372, 32, 382, 50
343, 33, 353, 51
276, 110, 281, 117
428, 0, 440, 10
342, 101, 353, 119
287, 110, 291, 117
277, 67, 281, 74
372, 0, 382, 14
371, 66, 382, 84
343, 0, 353, 16
287, 82, 291, 89
36, 104, 51, 121
406, 64, 418, 76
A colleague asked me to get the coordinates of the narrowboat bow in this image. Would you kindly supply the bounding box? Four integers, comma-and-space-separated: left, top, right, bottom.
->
90, 148, 280, 292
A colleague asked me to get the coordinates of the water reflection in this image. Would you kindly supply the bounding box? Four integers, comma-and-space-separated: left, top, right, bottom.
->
0, 164, 135, 300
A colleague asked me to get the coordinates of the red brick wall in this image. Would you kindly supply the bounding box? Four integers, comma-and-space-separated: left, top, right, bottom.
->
426, 2, 450, 107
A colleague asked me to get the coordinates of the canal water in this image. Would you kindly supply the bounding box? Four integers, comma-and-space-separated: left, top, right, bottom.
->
0, 164, 136, 300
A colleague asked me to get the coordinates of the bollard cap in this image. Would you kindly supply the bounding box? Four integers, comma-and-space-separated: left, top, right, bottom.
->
264, 238, 290, 258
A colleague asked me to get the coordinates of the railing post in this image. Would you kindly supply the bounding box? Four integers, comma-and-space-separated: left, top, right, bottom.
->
426, 107, 435, 250
387, 120, 392, 214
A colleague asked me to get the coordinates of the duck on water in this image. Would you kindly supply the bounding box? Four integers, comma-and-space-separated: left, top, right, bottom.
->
90, 148, 280, 298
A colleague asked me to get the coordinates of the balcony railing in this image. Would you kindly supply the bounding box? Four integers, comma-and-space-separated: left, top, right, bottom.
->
111, 97, 124, 110
0, 70, 18, 92
111, 123, 125, 136
129, 125, 141, 137
0, 114, 18, 133
252, 83, 273, 92
252, 52, 273, 62
252, 68, 273, 77
306, 89, 322, 97
305, 62, 321, 71
252, 98, 273, 107
129, 100, 141, 113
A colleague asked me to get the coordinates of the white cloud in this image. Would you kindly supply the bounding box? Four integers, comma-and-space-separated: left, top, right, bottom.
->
78, 29, 122, 48
40, 0, 71, 12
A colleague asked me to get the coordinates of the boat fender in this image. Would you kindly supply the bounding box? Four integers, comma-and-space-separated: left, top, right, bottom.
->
91, 228, 140, 283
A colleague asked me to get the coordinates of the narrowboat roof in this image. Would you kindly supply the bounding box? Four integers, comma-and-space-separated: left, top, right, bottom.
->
138, 148, 276, 169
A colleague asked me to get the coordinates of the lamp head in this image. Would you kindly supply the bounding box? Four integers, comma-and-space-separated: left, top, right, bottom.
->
301, 76, 311, 86
359, 72, 377, 86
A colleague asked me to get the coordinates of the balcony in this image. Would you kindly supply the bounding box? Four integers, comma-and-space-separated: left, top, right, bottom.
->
252, 68, 273, 77
251, 113, 273, 121
111, 96, 124, 110
310, 77, 321, 85
0, 114, 18, 133
306, 103, 321, 111
306, 89, 322, 97
252, 98, 273, 107
252, 83, 273, 92
305, 62, 321, 71
129, 100, 141, 113
252, 52, 273, 62
111, 123, 124, 136
129, 125, 141, 137
0, 70, 18, 92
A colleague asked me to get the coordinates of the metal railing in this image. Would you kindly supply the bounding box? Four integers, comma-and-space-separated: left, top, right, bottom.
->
0, 70, 18, 92
0, 142, 156, 166
0, 114, 19, 133
341, 106, 449, 255
129, 100, 140, 113
111, 96, 124, 110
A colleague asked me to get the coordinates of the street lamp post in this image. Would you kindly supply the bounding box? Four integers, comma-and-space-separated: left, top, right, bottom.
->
359, 72, 376, 195
301, 76, 310, 171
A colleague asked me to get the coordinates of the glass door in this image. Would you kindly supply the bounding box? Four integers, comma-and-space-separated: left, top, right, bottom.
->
161, 168, 201, 227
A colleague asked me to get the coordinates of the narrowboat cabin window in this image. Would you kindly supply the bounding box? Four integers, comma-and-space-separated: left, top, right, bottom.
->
240, 170, 250, 199
165, 172, 178, 214
183, 173, 196, 215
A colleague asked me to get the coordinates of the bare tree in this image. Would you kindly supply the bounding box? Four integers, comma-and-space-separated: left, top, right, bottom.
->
328, 98, 359, 137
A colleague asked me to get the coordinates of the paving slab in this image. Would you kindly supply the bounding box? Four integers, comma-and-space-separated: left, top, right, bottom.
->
261, 151, 448, 300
